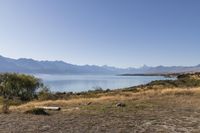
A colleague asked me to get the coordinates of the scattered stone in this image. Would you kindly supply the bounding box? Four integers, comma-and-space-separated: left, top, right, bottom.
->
116, 103, 126, 107
82, 102, 92, 106
40, 125, 51, 131
86, 102, 92, 105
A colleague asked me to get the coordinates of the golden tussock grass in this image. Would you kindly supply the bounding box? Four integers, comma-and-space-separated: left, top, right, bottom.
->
11, 87, 200, 112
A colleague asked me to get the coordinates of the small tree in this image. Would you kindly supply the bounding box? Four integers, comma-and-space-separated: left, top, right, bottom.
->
0, 73, 42, 113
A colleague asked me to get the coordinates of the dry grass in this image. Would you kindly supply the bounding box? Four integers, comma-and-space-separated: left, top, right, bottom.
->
3, 73, 200, 132
11, 95, 131, 112
11, 87, 200, 112
4, 87, 200, 133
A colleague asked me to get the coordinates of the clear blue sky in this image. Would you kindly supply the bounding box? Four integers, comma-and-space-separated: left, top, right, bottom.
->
0, 0, 200, 68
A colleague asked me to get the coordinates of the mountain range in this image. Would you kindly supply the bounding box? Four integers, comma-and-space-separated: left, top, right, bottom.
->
0, 55, 200, 75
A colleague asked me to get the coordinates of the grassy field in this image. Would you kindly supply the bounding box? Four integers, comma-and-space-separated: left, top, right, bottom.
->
1, 73, 200, 133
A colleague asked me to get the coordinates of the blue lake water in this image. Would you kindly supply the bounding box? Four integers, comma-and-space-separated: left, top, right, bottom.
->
34, 74, 172, 92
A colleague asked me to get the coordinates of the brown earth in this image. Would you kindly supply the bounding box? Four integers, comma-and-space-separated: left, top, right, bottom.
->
1, 88, 200, 133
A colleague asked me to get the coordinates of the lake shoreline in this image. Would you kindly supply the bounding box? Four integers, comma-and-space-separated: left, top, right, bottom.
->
36, 74, 172, 92
3, 73, 200, 133
118, 73, 179, 78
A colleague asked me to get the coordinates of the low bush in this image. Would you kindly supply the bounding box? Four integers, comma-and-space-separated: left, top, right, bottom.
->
146, 73, 200, 89
0, 73, 42, 113
25, 108, 49, 115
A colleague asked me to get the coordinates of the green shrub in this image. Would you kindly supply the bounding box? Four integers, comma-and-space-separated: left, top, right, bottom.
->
0, 73, 43, 113
25, 108, 49, 115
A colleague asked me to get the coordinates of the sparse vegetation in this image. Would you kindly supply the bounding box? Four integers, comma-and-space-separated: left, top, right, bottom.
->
1, 72, 200, 105
33, 73, 200, 101
37, 87, 53, 101
1, 73, 200, 132
118, 73, 200, 94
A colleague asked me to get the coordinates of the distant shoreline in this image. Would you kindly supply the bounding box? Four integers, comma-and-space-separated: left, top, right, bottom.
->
118, 73, 179, 78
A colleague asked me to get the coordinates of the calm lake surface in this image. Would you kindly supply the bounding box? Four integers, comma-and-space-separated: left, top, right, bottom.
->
35, 74, 172, 92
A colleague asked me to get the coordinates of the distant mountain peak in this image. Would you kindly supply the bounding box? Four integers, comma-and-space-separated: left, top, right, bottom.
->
0, 55, 200, 74
141, 64, 150, 68
18, 58, 36, 61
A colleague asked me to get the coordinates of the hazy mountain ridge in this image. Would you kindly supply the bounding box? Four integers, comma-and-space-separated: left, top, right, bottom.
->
0, 55, 200, 74
0, 55, 118, 74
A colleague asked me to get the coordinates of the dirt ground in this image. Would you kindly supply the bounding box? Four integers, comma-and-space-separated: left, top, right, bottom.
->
1, 89, 200, 133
